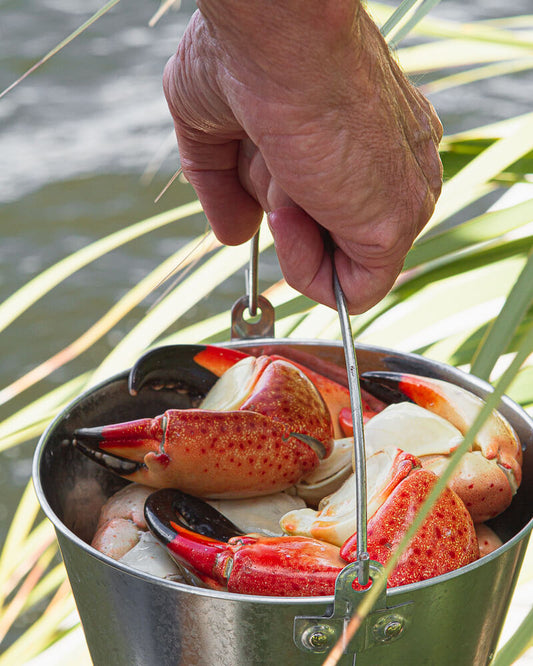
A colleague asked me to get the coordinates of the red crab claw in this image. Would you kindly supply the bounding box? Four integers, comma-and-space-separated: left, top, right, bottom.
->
74, 354, 333, 498
341, 460, 479, 588
129, 344, 386, 439
268, 355, 385, 438
145, 489, 345, 596
357, 371, 523, 522
146, 456, 479, 597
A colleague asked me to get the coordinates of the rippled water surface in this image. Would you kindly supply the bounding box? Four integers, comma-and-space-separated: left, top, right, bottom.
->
0, 0, 532, 537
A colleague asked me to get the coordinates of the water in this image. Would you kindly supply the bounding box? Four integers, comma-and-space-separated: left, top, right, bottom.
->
0, 0, 532, 540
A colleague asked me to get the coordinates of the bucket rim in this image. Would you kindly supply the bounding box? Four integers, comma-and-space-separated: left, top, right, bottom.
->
32, 337, 533, 605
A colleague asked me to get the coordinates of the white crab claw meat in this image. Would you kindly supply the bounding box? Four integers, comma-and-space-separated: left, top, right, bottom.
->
366, 402, 519, 522
280, 397, 520, 544
120, 531, 182, 578
295, 437, 354, 506
364, 402, 464, 457
207, 491, 306, 536
199, 356, 263, 411
394, 374, 522, 491
280, 447, 399, 547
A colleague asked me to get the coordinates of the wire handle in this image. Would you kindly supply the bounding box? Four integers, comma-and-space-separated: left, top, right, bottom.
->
246, 230, 260, 317
331, 254, 369, 585
230, 228, 275, 339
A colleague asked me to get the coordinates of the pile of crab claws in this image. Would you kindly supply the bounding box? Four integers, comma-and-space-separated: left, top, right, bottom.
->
355, 371, 522, 523
281, 448, 406, 546
130, 344, 386, 440
73, 352, 334, 498
143, 451, 480, 597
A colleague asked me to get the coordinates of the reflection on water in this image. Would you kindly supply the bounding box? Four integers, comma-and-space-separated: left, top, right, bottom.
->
0, 0, 532, 537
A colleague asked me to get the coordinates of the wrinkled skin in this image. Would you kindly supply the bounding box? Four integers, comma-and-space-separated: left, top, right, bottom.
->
163, 0, 443, 313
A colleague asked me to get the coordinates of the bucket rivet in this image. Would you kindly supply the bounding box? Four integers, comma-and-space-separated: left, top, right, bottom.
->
300, 625, 335, 652
309, 631, 329, 648
372, 616, 405, 643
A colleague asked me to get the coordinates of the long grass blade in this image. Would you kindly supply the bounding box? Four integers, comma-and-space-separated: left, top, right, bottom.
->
371, 2, 533, 48
387, 0, 442, 47
89, 225, 274, 383
406, 198, 533, 270
149, 0, 181, 27
0, 201, 203, 336
507, 363, 533, 409
0, 483, 41, 587
358, 258, 525, 352
0, 232, 217, 408
398, 40, 532, 74
0, 521, 55, 599
0, 375, 90, 450
471, 250, 533, 380
379, 0, 425, 38
430, 113, 533, 227
0, 545, 56, 645
492, 607, 533, 666
0, 581, 76, 666
421, 59, 533, 95
0, 0, 121, 100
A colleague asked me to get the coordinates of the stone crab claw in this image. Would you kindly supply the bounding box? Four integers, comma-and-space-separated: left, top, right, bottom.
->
354, 371, 523, 522
339, 454, 480, 588
129, 344, 386, 440
144, 488, 345, 596
73, 352, 333, 498
145, 453, 479, 596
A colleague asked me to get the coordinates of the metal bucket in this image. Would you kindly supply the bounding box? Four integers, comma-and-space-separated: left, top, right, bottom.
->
33, 339, 533, 666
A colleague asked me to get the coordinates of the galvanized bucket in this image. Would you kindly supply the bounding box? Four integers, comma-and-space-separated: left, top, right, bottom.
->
33, 338, 532, 666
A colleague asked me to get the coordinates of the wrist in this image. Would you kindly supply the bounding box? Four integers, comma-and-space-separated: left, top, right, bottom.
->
197, 1, 362, 49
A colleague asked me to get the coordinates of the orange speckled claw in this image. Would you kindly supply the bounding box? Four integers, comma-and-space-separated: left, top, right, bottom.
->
74, 353, 334, 498
361, 371, 523, 522
341, 462, 479, 588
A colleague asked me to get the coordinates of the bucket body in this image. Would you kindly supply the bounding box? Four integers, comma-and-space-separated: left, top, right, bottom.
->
33, 340, 533, 666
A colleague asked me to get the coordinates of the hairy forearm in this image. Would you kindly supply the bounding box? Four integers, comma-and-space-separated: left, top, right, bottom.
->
196, 0, 365, 78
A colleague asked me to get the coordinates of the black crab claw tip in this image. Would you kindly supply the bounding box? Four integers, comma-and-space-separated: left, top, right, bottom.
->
128, 344, 219, 397
72, 434, 141, 476
144, 489, 245, 545
360, 371, 414, 406
73, 425, 106, 444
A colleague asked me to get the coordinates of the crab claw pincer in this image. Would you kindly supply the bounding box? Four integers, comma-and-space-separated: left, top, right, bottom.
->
358, 371, 523, 522
73, 355, 333, 498
144, 489, 345, 596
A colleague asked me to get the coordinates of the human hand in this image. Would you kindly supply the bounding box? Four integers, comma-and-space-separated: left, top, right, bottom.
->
163, 0, 442, 313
